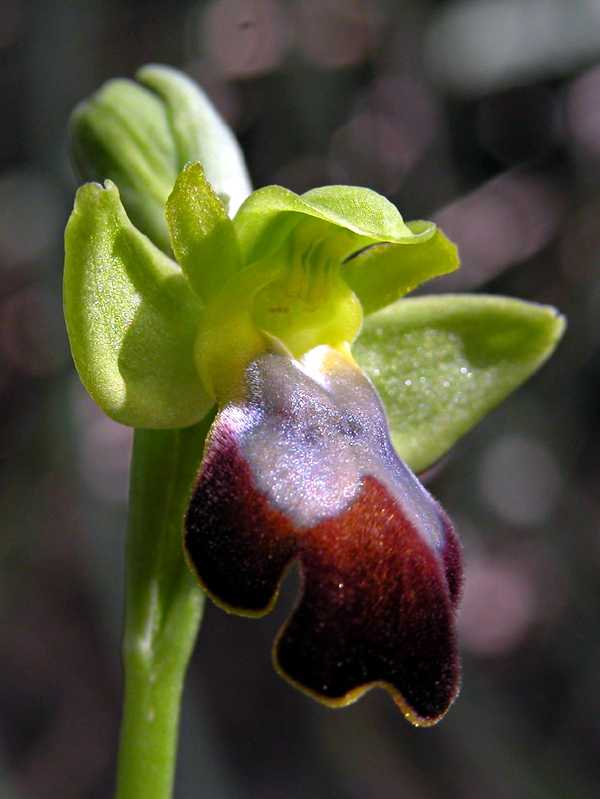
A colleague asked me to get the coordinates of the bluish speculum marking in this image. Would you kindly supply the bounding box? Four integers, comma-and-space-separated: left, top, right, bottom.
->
237, 346, 446, 551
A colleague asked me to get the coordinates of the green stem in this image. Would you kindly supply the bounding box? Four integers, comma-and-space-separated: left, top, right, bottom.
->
115, 414, 214, 799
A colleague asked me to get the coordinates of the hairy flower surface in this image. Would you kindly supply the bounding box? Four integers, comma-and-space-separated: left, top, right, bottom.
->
64, 64, 565, 726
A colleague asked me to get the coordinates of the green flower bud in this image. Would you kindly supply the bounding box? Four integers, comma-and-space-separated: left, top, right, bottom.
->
69, 64, 251, 252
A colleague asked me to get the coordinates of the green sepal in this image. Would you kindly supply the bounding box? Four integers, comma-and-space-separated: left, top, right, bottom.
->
137, 64, 252, 216
344, 223, 459, 315
166, 162, 242, 302
70, 79, 177, 252
233, 184, 419, 266
353, 295, 565, 473
64, 180, 212, 429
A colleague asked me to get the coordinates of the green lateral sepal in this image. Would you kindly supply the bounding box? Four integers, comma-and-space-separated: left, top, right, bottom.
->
63, 180, 212, 428
353, 294, 566, 473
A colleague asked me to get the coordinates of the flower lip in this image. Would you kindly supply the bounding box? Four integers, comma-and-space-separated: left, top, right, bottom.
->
185, 345, 462, 724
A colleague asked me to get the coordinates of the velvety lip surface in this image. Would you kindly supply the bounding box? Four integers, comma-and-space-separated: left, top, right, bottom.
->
185, 346, 462, 724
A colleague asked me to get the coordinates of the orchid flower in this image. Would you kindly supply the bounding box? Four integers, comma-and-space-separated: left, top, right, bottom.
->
64, 65, 565, 749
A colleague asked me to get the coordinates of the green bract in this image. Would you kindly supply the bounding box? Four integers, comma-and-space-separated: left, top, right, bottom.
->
64, 65, 565, 472
70, 64, 251, 253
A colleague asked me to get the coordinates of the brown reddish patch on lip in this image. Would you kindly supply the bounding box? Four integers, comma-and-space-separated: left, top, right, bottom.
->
185, 421, 461, 724
185, 413, 297, 615
275, 476, 461, 725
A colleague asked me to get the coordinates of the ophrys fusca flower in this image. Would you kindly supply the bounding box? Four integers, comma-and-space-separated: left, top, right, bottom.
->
64, 65, 564, 725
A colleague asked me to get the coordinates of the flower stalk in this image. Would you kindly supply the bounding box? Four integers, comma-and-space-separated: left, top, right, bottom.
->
116, 419, 212, 799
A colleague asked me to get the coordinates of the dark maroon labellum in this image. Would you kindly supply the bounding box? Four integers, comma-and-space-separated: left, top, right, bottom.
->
185, 346, 462, 725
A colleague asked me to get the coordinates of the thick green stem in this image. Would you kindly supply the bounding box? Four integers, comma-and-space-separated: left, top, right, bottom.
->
115, 415, 214, 799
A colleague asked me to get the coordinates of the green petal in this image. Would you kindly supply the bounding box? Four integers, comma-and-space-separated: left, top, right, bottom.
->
344, 223, 459, 315
233, 184, 419, 266
353, 295, 565, 473
64, 180, 212, 428
137, 64, 252, 216
166, 162, 242, 302
70, 78, 177, 252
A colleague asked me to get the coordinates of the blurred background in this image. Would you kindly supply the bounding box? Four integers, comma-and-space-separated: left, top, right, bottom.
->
1, 0, 599, 797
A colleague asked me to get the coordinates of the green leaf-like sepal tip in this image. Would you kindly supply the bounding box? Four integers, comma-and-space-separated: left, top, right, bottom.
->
353, 295, 565, 473
64, 180, 211, 428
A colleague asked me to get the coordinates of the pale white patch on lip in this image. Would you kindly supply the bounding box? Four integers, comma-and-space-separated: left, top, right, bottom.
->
232, 346, 446, 552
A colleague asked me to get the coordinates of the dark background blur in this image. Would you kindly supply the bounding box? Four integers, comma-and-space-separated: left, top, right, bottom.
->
1, 1, 599, 797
